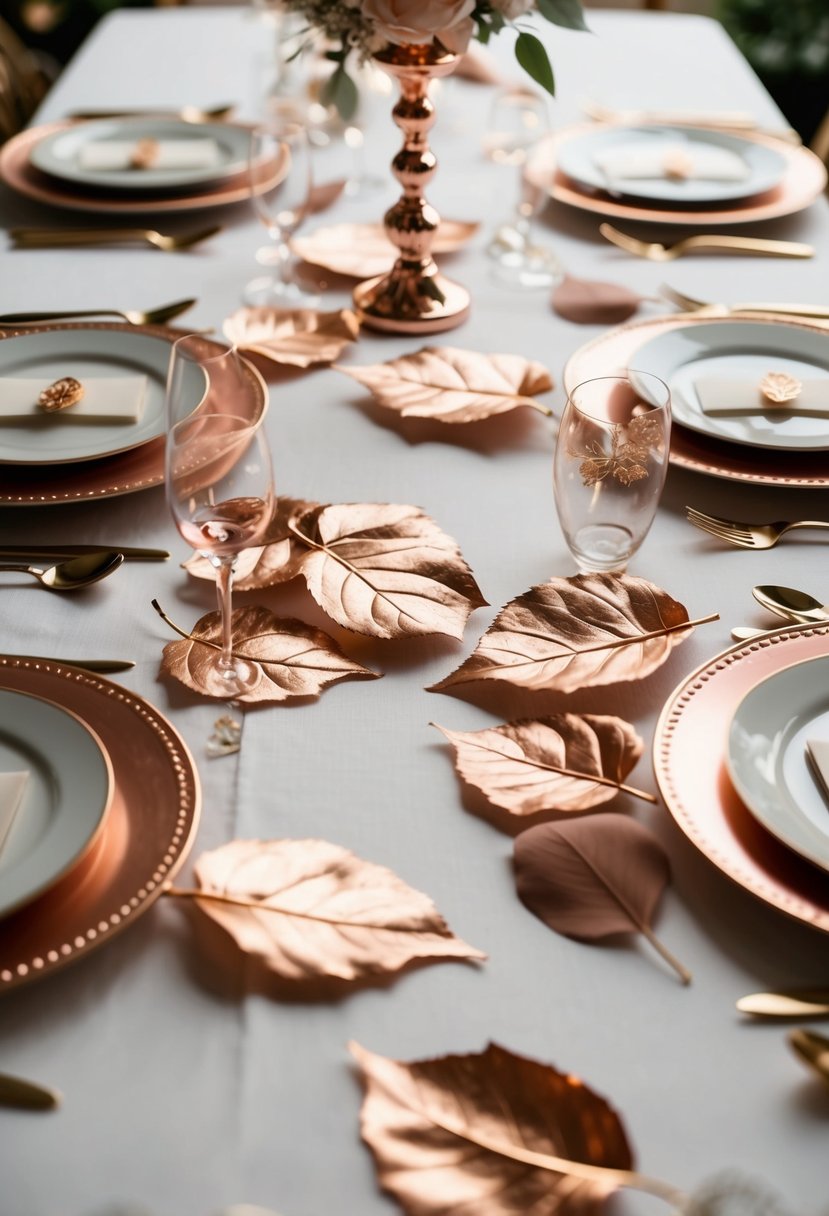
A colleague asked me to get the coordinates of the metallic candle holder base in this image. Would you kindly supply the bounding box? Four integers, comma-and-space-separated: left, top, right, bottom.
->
353, 42, 470, 335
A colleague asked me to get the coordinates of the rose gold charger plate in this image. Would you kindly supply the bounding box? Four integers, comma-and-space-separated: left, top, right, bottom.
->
0, 322, 268, 505
654, 625, 829, 934
0, 657, 201, 991
564, 312, 829, 487
526, 122, 827, 226
0, 121, 285, 214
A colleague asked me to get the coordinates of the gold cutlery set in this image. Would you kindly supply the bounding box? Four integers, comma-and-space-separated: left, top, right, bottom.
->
10, 225, 222, 251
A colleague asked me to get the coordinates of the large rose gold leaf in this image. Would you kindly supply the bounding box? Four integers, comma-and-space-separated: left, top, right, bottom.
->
351, 1040, 644, 1215
292, 220, 480, 278
337, 346, 553, 423
159, 605, 378, 702
223, 306, 359, 367
434, 714, 646, 817
291, 502, 487, 640
514, 815, 691, 984
431, 573, 695, 694
188, 838, 485, 982
183, 496, 315, 589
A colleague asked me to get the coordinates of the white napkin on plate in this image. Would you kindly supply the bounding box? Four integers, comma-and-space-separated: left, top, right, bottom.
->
695, 375, 829, 417
0, 376, 148, 423
0, 771, 29, 857
594, 141, 749, 183
78, 138, 221, 172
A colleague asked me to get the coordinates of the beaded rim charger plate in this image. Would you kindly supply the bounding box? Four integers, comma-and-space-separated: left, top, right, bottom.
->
0, 658, 201, 991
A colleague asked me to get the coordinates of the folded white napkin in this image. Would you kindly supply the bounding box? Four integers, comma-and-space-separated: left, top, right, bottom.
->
695, 375, 829, 417
594, 141, 749, 183
0, 376, 148, 423
807, 739, 829, 805
0, 771, 29, 857
78, 138, 221, 172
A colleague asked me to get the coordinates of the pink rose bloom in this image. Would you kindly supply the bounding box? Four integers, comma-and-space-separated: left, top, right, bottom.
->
362, 0, 477, 53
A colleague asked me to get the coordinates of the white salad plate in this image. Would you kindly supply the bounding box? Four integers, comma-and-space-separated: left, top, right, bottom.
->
0, 328, 203, 465
0, 689, 113, 918
555, 124, 786, 204
630, 321, 829, 451
728, 655, 829, 874
29, 118, 252, 193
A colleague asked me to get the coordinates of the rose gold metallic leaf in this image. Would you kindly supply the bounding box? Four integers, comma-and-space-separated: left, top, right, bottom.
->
291, 502, 487, 640
434, 714, 647, 816
183, 495, 315, 589
514, 815, 691, 983
223, 306, 359, 367
159, 605, 378, 702
188, 838, 485, 982
293, 220, 480, 278
337, 346, 553, 423
551, 276, 645, 325
431, 573, 696, 694
352, 1040, 639, 1215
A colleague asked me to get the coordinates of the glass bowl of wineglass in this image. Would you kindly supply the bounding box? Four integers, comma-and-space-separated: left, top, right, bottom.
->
165, 334, 275, 697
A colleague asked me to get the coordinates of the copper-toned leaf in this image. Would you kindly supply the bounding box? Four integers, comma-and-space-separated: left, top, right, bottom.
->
514, 815, 691, 984
174, 838, 485, 982
183, 495, 315, 589
158, 605, 378, 702
551, 276, 646, 325
432, 574, 707, 694
434, 714, 653, 817
351, 1040, 658, 1215
291, 502, 487, 640
292, 220, 480, 278
337, 346, 553, 424
223, 306, 359, 367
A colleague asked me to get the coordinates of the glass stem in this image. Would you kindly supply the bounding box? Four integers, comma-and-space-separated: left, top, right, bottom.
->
269, 237, 293, 287
215, 556, 236, 675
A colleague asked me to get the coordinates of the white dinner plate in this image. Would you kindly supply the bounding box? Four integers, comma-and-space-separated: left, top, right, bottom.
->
728, 656, 829, 874
30, 118, 252, 193
0, 689, 113, 918
630, 321, 829, 451
0, 328, 202, 465
555, 124, 786, 204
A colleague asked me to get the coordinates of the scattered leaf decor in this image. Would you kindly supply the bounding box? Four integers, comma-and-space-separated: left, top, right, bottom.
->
434, 714, 656, 819
184, 495, 313, 590
551, 276, 651, 326
336, 346, 553, 424
223, 306, 359, 367
351, 1041, 688, 1214
292, 220, 480, 279
164, 838, 485, 983
155, 602, 378, 703
514, 815, 691, 985
431, 573, 717, 695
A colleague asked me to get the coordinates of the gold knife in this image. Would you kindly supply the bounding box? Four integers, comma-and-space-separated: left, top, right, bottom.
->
7, 655, 135, 673
0, 1071, 61, 1110
0, 546, 169, 561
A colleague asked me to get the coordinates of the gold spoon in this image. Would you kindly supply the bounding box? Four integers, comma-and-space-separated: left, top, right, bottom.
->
752, 585, 829, 625
0, 551, 124, 591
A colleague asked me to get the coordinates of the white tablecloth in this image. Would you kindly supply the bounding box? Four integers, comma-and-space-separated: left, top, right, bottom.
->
2, 9, 829, 1215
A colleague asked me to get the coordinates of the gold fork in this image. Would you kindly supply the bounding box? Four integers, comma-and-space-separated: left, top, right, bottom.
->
9, 225, 223, 252
0, 297, 196, 326
686, 506, 829, 550
599, 222, 815, 261
663, 283, 829, 320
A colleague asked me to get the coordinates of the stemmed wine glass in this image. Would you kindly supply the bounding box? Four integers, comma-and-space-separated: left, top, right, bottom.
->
165, 335, 275, 697
482, 85, 563, 288
246, 113, 317, 306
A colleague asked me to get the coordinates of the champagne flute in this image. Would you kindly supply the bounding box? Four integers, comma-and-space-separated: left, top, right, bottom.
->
165, 335, 275, 696
246, 114, 317, 306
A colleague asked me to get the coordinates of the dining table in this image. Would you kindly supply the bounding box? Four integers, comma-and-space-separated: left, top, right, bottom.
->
2, 6, 829, 1215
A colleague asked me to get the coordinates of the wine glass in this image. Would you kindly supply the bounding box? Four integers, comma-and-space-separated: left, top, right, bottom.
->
482, 85, 563, 288
246, 114, 317, 306
553, 372, 671, 574
165, 335, 275, 697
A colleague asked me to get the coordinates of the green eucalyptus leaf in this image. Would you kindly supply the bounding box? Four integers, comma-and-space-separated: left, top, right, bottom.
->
320, 65, 359, 122
514, 32, 556, 97
537, 0, 590, 33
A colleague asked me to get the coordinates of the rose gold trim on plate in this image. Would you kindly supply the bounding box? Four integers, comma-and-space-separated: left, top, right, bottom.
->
653, 626, 829, 934
0, 657, 201, 991
526, 122, 827, 226
563, 312, 829, 487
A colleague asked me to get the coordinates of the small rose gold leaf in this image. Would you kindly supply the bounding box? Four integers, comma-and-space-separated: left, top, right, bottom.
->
351, 1040, 637, 1215
431, 573, 694, 694
514, 815, 690, 983
434, 714, 645, 817
337, 346, 553, 423
184, 495, 316, 589
223, 306, 359, 368
293, 220, 480, 278
159, 605, 378, 702
552, 275, 645, 325
759, 371, 802, 406
291, 502, 487, 640
188, 838, 485, 982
